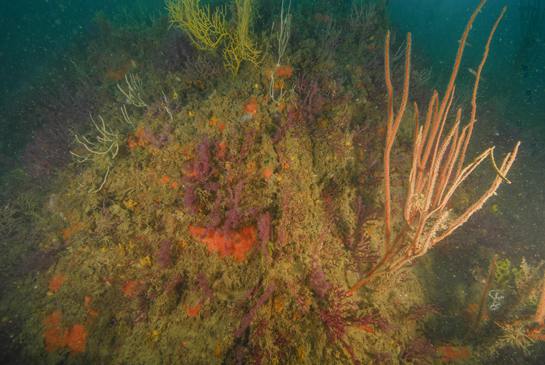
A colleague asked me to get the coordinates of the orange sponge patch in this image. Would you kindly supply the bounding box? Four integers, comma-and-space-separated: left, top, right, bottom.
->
436, 345, 472, 363
49, 274, 68, 292
61, 221, 83, 242
244, 97, 259, 115
189, 226, 256, 261
42, 311, 65, 352
124, 281, 142, 296
264, 166, 274, 180
65, 325, 87, 354
186, 303, 201, 317
274, 65, 293, 79
42, 312, 87, 354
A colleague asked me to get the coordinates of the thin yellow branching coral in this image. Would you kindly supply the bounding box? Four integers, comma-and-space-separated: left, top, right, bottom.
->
166, 0, 229, 50
223, 32, 262, 75
166, 0, 262, 75
223, 0, 262, 74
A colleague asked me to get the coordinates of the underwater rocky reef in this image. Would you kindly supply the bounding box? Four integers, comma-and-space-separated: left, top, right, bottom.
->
1, 0, 545, 364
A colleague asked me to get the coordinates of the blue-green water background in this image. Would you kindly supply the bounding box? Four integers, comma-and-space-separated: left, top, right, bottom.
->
0, 0, 164, 152
1, 0, 542, 147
